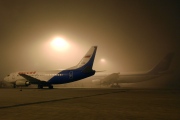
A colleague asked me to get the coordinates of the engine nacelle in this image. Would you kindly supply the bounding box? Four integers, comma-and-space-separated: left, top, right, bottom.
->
15, 80, 31, 86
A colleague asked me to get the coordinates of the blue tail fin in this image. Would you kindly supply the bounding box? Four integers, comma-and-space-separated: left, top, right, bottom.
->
68, 46, 97, 72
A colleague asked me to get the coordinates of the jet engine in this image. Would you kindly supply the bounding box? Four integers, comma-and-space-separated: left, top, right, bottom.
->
15, 80, 31, 86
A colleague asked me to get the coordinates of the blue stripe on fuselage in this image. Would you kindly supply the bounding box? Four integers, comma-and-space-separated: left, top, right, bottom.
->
48, 70, 95, 84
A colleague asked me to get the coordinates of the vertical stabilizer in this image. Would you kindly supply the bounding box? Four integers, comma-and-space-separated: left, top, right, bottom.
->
148, 53, 174, 74
68, 46, 97, 72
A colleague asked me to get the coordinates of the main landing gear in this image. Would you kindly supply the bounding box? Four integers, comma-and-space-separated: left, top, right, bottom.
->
110, 83, 121, 88
38, 84, 54, 89
48, 85, 53, 89
38, 84, 43, 89
13, 83, 16, 88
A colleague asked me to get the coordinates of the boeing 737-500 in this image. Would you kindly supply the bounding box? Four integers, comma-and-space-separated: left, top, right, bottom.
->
4, 46, 97, 89
92, 53, 174, 88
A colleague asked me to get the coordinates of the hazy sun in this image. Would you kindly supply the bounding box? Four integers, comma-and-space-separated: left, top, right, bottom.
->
51, 37, 69, 51
100, 58, 106, 63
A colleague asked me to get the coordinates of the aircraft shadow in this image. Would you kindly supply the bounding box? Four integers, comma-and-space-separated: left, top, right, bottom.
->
0, 90, 126, 109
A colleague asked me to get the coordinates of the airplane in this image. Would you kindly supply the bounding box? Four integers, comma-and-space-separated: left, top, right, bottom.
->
3, 46, 97, 89
92, 53, 174, 88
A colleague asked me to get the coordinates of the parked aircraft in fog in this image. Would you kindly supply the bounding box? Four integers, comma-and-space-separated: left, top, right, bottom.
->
92, 53, 174, 88
4, 46, 97, 89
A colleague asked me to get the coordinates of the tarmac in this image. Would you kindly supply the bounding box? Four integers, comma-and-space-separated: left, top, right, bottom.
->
0, 88, 180, 120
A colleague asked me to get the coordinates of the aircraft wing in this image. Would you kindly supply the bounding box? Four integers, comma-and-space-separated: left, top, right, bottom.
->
19, 74, 45, 84
92, 73, 120, 85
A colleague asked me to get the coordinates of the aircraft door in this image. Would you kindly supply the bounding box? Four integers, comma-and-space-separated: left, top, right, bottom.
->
69, 71, 73, 79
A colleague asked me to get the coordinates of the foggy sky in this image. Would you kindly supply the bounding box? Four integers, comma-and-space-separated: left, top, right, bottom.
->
0, 0, 179, 87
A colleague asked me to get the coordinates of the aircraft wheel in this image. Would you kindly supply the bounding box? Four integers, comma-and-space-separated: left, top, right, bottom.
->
38, 84, 43, 89
115, 85, 121, 88
49, 85, 53, 89
110, 84, 120, 88
13, 84, 16, 88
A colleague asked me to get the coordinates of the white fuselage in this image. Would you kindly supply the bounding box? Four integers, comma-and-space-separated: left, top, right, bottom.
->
92, 72, 160, 85
4, 70, 63, 84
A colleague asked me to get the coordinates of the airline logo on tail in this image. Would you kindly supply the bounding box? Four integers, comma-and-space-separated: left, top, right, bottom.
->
85, 55, 91, 58
74, 46, 97, 69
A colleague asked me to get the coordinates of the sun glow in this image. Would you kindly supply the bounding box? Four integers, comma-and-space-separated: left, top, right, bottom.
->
51, 37, 69, 51
100, 58, 106, 63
